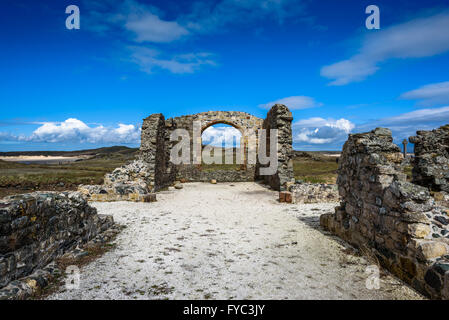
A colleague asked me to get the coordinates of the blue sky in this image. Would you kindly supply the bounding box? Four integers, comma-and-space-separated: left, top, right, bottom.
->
1, 0, 449, 151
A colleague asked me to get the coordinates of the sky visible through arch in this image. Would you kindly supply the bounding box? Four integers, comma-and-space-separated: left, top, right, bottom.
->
1, 0, 449, 151
202, 124, 241, 148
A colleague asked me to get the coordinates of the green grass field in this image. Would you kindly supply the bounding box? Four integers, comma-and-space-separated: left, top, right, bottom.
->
0, 148, 137, 197
293, 155, 339, 184
199, 148, 340, 183
0, 146, 342, 197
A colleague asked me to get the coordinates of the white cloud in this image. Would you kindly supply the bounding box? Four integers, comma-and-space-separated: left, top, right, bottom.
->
84, 0, 189, 43
400, 81, 449, 106
321, 12, 449, 85
81, 0, 312, 75
292, 107, 449, 150
0, 118, 141, 144
129, 47, 216, 74
125, 8, 189, 43
293, 117, 354, 145
202, 126, 242, 147
82, 0, 212, 75
368, 105, 449, 126
354, 105, 449, 143
259, 96, 322, 110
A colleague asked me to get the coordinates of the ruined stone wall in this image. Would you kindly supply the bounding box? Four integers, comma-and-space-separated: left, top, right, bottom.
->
0, 192, 114, 291
169, 110, 264, 168
167, 111, 263, 183
320, 128, 449, 299
101, 106, 293, 191
140, 113, 177, 192
410, 125, 449, 193
77, 114, 176, 201
261, 104, 295, 191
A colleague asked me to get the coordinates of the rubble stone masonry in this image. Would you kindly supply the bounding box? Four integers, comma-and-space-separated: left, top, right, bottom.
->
410, 125, 449, 193
320, 127, 449, 299
0, 192, 115, 298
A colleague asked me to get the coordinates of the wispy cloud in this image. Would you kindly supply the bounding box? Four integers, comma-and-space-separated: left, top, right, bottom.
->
125, 5, 189, 43
400, 81, 449, 106
354, 105, 449, 143
129, 47, 216, 74
182, 0, 308, 34
0, 118, 141, 144
259, 96, 322, 110
321, 11, 449, 85
82, 0, 311, 75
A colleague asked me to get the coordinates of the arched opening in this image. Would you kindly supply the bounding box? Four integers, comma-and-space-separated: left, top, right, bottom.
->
200, 122, 245, 171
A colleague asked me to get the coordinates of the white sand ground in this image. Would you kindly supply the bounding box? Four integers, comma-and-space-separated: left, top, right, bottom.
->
47, 182, 423, 300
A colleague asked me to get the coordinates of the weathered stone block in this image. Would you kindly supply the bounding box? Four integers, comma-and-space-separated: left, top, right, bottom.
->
418, 241, 448, 260
279, 192, 286, 203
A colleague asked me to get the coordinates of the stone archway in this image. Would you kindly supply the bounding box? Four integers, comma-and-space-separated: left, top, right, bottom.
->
168, 111, 264, 183
139, 105, 295, 191
200, 120, 246, 170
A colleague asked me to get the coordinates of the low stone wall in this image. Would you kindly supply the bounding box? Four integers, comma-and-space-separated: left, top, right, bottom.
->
410, 125, 449, 192
320, 128, 449, 299
0, 191, 115, 296
78, 184, 156, 202
289, 183, 339, 204
176, 165, 256, 182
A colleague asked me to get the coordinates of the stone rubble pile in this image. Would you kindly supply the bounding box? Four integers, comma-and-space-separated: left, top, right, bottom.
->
78, 159, 157, 202
288, 183, 339, 204
320, 127, 449, 299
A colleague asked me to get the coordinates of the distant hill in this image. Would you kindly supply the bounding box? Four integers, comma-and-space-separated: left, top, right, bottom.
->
0, 146, 339, 158
0, 146, 139, 157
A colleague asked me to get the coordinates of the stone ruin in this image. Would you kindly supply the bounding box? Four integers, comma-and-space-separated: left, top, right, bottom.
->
81, 104, 295, 201
0, 191, 118, 299
320, 126, 449, 299
410, 125, 449, 193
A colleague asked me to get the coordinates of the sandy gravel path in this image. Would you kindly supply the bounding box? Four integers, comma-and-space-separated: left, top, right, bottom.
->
47, 182, 423, 300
